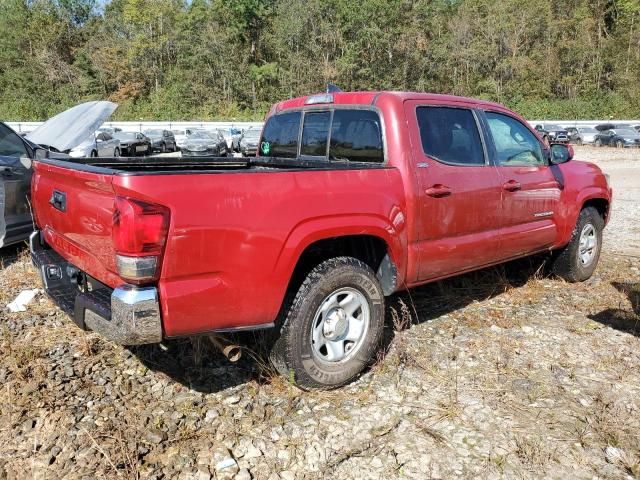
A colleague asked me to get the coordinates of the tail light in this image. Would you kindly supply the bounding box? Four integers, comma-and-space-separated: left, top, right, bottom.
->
112, 196, 170, 284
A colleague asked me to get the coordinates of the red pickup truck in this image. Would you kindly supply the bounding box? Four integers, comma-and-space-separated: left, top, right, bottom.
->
30, 91, 612, 388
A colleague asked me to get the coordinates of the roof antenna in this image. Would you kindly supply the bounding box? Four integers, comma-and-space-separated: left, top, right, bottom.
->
326, 84, 343, 93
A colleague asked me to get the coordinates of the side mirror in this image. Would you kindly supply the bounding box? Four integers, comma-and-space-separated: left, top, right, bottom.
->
550, 144, 573, 165
33, 147, 48, 160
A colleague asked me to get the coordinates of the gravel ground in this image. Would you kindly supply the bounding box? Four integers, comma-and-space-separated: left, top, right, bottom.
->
0, 148, 639, 479
573, 145, 640, 255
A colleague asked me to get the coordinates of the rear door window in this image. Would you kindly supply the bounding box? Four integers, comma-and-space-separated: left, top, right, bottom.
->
260, 111, 301, 157
416, 107, 485, 166
301, 111, 331, 156
329, 110, 383, 163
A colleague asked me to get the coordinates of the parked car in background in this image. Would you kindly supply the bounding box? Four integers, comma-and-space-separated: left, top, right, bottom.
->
143, 129, 177, 153
68, 131, 121, 158
1, 122, 39, 248
239, 128, 260, 157
566, 126, 598, 145
182, 129, 228, 157
534, 124, 569, 144
221, 127, 242, 152
114, 131, 152, 156
171, 128, 194, 150
30, 91, 611, 389
594, 126, 640, 148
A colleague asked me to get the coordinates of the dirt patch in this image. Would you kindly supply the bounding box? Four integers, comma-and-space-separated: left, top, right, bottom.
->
0, 148, 639, 479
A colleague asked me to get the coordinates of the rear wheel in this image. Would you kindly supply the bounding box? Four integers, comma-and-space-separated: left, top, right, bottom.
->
595, 139, 602, 147
551, 207, 604, 282
616, 140, 624, 148
270, 257, 385, 389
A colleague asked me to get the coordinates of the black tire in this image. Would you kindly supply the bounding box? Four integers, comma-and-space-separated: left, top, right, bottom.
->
161, 142, 167, 153
270, 257, 385, 389
577, 138, 583, 146
616, 140, 624, 148
595, 139, 602, 147
90, 150, 98, 158
551, 207, 604, 282
114, 148, 120, 157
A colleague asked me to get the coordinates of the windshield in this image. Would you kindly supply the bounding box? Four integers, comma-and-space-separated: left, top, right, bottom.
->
617, 129, 638, 136
189, 130, 213, 139
114, 132, 136, 140
545, 124, 563, 130
243, 130, 261, 140
144, 129, 163, 136
172, 130, 185, 135
578, 127, 597, 133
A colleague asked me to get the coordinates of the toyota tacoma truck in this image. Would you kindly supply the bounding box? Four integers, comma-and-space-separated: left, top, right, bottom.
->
30, 91, 612, 389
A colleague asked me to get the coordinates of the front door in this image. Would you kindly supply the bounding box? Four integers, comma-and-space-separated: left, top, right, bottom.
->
0, 124, 33, 246
482, 111, 561, 258
404, 102, 505, 281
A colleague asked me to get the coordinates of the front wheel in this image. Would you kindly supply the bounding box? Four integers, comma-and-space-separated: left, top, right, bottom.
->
595, 139, 602, 147
114, 148, 120, 157
551, 207, 604, 282
615, 140, 624, 148
270, 257, 385, 389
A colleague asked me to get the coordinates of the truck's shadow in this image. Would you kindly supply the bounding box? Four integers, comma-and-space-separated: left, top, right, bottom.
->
588, 281, 640, 336
129, 255, 549, 394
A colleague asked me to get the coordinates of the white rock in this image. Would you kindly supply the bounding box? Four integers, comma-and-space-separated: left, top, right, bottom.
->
605, 446, 624, 464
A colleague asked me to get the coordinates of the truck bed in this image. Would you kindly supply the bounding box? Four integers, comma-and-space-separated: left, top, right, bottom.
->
40, 156, 386, 174
31, 154, 402, 338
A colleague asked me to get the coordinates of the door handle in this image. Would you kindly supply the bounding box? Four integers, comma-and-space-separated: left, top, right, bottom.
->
502, 180, 521, 192
425, 184, 452, 198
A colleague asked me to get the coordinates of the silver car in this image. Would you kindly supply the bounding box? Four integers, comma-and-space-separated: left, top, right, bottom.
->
68, 131, 121, 158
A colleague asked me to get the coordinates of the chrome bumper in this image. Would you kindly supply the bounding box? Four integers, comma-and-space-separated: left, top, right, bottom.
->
30, 231, 162, 345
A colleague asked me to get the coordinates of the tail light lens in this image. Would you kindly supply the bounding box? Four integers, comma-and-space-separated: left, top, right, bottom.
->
112, 196, 170, 284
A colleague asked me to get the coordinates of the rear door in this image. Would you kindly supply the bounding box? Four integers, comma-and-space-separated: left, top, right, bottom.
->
481, 110, 561, 257
0, 123, 33, 246
404, 102, 504, 281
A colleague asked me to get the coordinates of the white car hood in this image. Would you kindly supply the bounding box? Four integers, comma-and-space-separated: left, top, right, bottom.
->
27, 101, 118, 152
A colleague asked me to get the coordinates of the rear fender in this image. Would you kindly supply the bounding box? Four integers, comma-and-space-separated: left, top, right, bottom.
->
274, 213, 407, 298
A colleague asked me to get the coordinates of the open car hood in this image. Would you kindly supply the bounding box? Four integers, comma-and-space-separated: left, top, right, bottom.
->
27, 101, 118, 152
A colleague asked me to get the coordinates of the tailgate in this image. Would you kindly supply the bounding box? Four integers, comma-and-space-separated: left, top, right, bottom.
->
32, 160, 122, 288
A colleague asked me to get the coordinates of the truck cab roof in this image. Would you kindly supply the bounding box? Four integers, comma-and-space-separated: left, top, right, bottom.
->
271, 91, 508, 114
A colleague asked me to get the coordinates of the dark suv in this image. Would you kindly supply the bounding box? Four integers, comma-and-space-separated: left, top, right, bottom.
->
143, 129, 177, 153
534, 124, 569, 144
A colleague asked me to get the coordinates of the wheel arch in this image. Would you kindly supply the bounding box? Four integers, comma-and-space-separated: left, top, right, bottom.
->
275, 216, 406, 306
582, 197, 610, 223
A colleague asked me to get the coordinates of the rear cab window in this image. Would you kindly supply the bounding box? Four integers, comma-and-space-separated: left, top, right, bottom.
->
260, 111, 302, 158
260, 108, 384, 163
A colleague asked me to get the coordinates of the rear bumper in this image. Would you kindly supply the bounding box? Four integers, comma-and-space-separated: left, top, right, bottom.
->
30, 231, 162, 345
